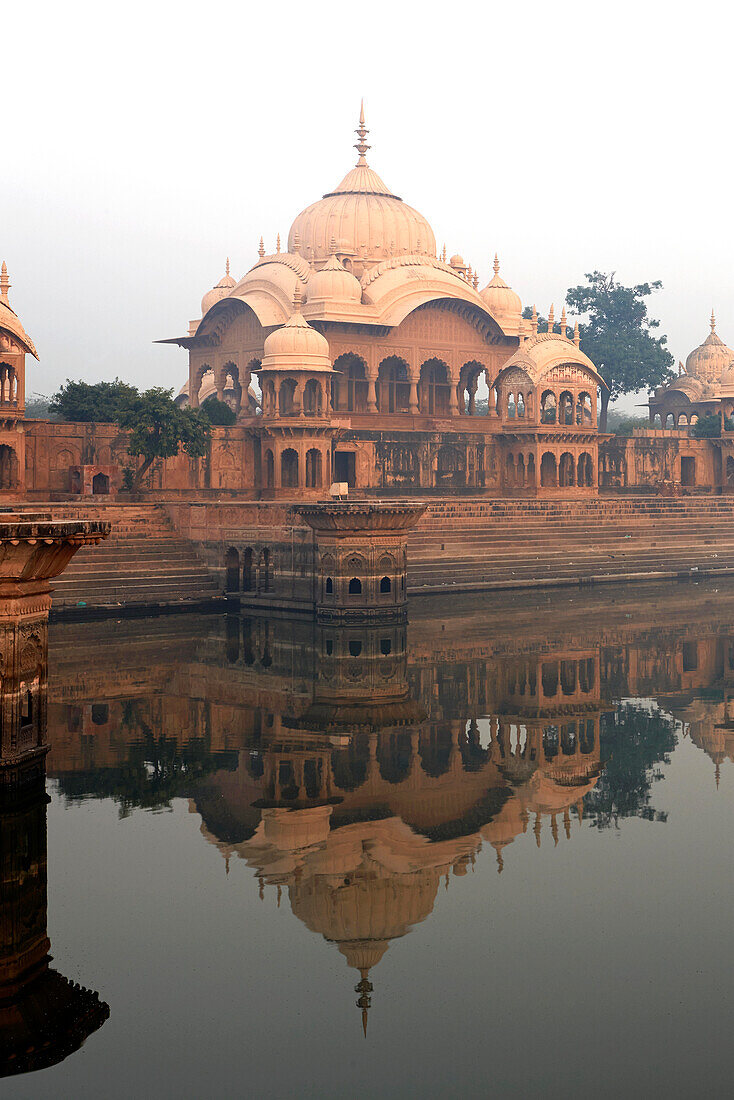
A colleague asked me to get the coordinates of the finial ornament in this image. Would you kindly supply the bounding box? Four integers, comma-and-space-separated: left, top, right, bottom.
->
355, 969, 373, 1038
258, 237, 265, 259
473, 271, 479, 290
573, 320, 580, 348
493, 253, 500, 276
0, 261, 9, 302
711, 308, 717, 334
531, 305, 538, 336
276, 233, 281, 254
441, 243, 447, 263
560, 306, 567, 334
292, 283, 303, 313
548, 304, 555, 332
354, 99, 371, 167
225, 257, 230, 277
293, 230, 301, 255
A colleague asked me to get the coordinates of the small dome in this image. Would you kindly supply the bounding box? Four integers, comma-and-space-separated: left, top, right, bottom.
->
685, 312, 734, 384
449, 254, 465, 268
307, 253, 362, 305
481, 256, 522, 319
261, 289, 332, 372
201, 259, 237, 316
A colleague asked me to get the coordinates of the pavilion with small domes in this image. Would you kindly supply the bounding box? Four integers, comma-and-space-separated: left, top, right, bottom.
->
161, 103, 605, 498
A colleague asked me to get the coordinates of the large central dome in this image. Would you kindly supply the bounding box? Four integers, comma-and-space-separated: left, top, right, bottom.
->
287, 105, 436, 270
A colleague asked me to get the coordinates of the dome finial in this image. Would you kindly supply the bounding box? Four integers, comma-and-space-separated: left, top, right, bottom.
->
292, 282, 303, 313
276, 233, 281, 254
354, 100, 371, 167
355, 968, 373, 1038
711, 308, 717, 334
493, 253, 500, 276
0, 261, 9, 303
258, 237, 265, 260
225, 257, 230, 277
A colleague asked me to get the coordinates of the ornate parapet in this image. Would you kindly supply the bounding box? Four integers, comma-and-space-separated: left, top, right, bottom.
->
0, 514, 110, 602
292, 501, 426, 621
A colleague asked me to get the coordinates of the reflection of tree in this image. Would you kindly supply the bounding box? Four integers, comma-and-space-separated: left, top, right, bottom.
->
583, 703, 677, 828
56, 734, 238, 817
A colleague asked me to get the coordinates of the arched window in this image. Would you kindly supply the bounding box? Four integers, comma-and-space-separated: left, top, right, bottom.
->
348, 639, 363, 656
278, 379, 298, 416
377, 357, 410, 413
559, 452, 575, 487
379, 576, 391, 594
325, 576, 333, 594
243, 547, 254, 591
540, 452, 557, 487
348, 577, 362, 595
92, 472, 110, 494
305, 448, 322, 488
303, 379, 322, 416
225, 547, 240, 591
332, 353, 368, 412
0, 444, 19, 491
540, 391, 557, 424
281, 448, 299, 488
419, 359, 451, 416
264, 449, 275, 489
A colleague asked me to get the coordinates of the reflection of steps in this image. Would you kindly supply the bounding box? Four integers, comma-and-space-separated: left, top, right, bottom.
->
407, 496, 734, 593
19, 504, 223, 614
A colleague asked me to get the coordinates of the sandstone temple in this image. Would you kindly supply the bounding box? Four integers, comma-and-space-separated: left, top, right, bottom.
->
4, 108, 734, 608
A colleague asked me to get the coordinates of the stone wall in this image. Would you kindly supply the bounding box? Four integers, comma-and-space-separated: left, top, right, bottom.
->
23, 420, 255, 497
599, 431, 717, 493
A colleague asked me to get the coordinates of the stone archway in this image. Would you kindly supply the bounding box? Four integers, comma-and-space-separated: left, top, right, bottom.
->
0, 444, 19, 490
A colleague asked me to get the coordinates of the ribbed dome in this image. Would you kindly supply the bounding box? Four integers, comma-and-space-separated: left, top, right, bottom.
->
307, 252, 362, 305
481, 256, 522, 319
685, 312, 734, 384
201, 259, 236, 316
261, 291, 332, 372
287, 108, 436, 267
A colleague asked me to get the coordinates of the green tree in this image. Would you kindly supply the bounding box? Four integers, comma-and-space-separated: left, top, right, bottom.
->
200, 395, 237, 426
49, 378, 139, 422
118, 387, 211, 492
566, 272, 674, 431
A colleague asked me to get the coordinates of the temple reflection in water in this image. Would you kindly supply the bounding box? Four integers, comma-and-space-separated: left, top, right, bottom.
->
39, 581, 734, 1035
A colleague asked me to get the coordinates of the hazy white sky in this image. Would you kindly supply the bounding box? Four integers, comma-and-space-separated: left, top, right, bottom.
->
4, 0, 731, 413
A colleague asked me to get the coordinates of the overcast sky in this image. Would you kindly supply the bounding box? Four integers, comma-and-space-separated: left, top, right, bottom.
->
4, 1, 730, 413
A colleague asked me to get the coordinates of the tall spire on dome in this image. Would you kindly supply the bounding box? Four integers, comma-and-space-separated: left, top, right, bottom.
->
493, 254, 500, 276
0, 261, 10, 303
355, 968, 373, 1037
711, 309, 717, 334
225, 257, 230, 277
354, 100, 371, 167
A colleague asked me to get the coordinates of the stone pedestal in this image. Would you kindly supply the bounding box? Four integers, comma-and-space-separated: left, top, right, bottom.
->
292, 502, 426, 622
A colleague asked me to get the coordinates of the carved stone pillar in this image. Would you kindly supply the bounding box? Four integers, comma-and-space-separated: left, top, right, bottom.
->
367, 371, 378, 413
408, 370, 419, 415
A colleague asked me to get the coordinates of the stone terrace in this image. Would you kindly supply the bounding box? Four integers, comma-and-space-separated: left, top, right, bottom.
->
407, 495, 734, 593
13, 503, 223, 614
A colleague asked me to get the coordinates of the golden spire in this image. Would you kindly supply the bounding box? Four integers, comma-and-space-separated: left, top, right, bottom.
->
711, 309, 717, 334
355, 968, 373, 1038
354, 99, 371, 167
0, 261, 10, 302
258, 237, 265, 259
493, 253, 500, 276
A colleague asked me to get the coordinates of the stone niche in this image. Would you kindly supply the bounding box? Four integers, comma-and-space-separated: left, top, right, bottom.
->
293, 502, 426, 622
69, 464, 118, 497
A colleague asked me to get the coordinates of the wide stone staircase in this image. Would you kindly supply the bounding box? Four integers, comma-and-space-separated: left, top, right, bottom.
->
21, 503, 223, 614
407, 495, 734, 594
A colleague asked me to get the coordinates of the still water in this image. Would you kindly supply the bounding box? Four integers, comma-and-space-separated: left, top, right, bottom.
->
4, 582, 734, 1098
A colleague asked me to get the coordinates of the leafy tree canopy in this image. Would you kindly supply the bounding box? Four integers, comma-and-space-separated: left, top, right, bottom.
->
691, 412, 734, 438
49, 378, 139, 422
117, 387, 211, 491
200, 395, 237, 426
566, 272, 675, 431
